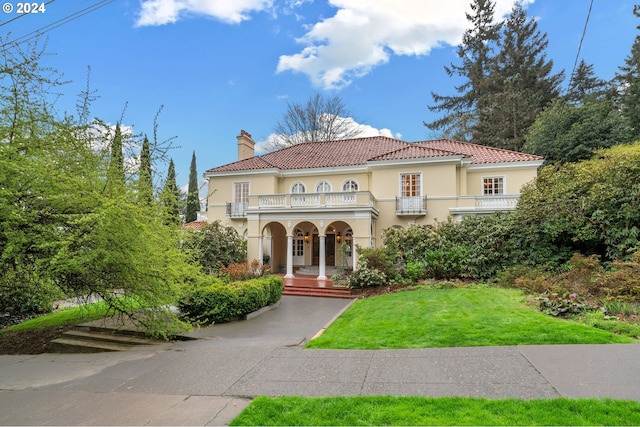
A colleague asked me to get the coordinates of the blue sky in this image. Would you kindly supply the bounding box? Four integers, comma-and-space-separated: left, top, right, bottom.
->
2, 0, 637, 189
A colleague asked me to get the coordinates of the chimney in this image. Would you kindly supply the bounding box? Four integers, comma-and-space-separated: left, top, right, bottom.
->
237, 130, 255, 161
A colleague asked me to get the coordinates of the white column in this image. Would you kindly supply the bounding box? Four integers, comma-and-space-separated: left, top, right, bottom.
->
317, 234, 327, 280
258, 235, 264, 265
285, 234, 294, 278
266, 235, 272, 268
351, 237, 357, 270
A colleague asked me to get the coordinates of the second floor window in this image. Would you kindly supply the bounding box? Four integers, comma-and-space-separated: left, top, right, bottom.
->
401, 173, 421, 197
342, 179, 359, 192
291, 182, 306, 193
316, 180, 332, 193
483, 177, 504, 195
234, 182, 249, 203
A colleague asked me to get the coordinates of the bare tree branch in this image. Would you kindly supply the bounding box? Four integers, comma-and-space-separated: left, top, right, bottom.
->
266, 93, 362, 151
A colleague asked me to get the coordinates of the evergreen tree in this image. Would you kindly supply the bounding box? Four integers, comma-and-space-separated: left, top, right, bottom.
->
185, 151, 199, 223
476, 1, 563, 151
160, 159, 182, 226
566, 59, 608, 105
137, 135, 153, 206
615, 5, 640, 140
425, 0, 501, 140
523, 97, 631, 163
107, 123, 125, 191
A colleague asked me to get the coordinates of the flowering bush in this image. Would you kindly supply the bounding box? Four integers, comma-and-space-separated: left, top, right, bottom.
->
536, 292, 592, 317
346, 258, 387, 288
181, 221, 247, 275
219, 259, 270, 282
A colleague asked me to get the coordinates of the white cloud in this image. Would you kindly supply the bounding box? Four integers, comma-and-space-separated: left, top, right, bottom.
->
135, 0, 274, 26
277, 0, 531, 90
254, 116, 401, 153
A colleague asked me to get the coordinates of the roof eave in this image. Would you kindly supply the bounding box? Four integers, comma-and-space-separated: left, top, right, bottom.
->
367, 155, 465, 168
204, 168, 281, 178
467, 160, 544, 171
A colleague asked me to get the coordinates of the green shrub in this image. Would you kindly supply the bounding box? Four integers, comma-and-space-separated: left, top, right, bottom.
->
347, 259, 388, 288
422, 246, 468, 280
382, 215, 517, 281
0, 265, 64, 323
493, 265, 549, 290
536, 292, 593, 317
600, 252, 640, 300
181, 221, 247, 275
178, 275, 283, 324
357, 246, 397, 279
403, 261, 426, 283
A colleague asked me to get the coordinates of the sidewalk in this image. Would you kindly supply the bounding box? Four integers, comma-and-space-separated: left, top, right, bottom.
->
1, 296, 639, 426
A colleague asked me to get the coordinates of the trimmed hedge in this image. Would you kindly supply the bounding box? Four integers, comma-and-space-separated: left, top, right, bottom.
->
178, 275, 284, 324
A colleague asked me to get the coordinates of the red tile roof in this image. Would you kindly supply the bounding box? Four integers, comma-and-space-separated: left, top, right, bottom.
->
206, 136, 542, 173
182, 221, 208, 230
416, 139, 543, 164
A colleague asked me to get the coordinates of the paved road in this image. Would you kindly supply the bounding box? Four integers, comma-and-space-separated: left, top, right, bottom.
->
0, 295, 639, 426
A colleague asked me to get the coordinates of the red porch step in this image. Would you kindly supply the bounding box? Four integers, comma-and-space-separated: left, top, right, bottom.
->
283, 284, 358, 299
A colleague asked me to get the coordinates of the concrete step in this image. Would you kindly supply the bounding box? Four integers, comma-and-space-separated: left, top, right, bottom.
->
48, 337, 136, 353
295, 267, 343, 276
48, 328, 160, 353
61, 329, 156, 346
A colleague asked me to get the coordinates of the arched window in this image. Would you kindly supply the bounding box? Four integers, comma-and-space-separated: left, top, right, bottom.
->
316, 180, 332, 193
291, 182, 306, 194
342, 179, 359, 192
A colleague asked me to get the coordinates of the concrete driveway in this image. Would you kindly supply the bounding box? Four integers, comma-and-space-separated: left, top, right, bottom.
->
1, 295, 639, 426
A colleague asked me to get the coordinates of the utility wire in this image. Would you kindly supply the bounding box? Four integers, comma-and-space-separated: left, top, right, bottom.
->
0, 0, 114, 53
567, 0, 595, 89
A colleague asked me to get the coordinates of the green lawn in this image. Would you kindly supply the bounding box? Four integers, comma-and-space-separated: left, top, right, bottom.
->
5, 299, 142, 332
230, 288, 639, 425
231, 396, 640, 426
306, 287, 634, 349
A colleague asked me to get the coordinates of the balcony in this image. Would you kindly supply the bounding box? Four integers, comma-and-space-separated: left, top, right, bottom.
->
449, 194, 520, 217
226, 201, 249, 218
257, 191, 371, 209
474, 195, 519, 209
396, 196, 427, 216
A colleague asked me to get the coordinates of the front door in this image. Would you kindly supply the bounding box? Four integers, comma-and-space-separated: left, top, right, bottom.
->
312, 234, 336, 266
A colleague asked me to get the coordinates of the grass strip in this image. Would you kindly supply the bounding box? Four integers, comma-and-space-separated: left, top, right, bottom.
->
306, 288, 634, 349
230, 396, 640, 426
5, 299, 143, 332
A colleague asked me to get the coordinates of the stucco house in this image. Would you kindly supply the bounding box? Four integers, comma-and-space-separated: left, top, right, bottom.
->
203, 130, 543, 280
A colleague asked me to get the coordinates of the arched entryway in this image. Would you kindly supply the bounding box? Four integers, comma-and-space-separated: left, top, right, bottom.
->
259, 222, 286, 274
326, 221, 355, 270
258, 220, 356, 280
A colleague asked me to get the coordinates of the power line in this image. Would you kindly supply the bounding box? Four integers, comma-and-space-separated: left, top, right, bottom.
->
568, 0, 595, 88
0, 0, 115, 54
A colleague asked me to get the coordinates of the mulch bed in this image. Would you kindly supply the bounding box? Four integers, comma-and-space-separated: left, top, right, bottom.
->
0, 326, 73, 355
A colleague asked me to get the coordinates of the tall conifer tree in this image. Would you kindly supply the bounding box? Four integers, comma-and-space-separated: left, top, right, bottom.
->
137, 135, 153, 206
566, 59, 608, 105
615, 5, 640, 140
160, 159, 181, 226
107, 123, 125, 192
185, 151, 199, 223
476, 1, 562, 151
425, 0, 501, 140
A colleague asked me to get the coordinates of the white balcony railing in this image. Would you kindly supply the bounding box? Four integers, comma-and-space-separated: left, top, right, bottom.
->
226, 201, 249, 217
255, 191, 372, 210
396, 196, 427, 215
475, 195, 519, 209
